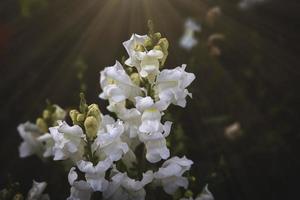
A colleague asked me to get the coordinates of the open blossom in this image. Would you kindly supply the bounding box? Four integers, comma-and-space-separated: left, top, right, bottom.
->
103, 169, 153, 200
99, 61, 142, 105
179, 19, 201, 50
135, 96, 172, 163
156, 65, 195, 108
93, 116, 129, 162
68, 167, 93, 200
49, 121, 85, 161
135, 49, 164, 78
76, 158, 112, 192
18, 122, 43, 158
123, 34, 164, 79
27, 180, 50, 200
123, 34, 149, 68
154, 156, 193, 194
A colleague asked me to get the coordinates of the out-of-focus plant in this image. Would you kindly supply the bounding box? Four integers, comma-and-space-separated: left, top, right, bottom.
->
19, 0, 48, 18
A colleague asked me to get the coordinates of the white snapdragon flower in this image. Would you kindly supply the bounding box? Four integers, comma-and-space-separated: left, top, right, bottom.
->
123, 34, 164, 79
135, 96, 166, 133
154, 156, 193, 194
123, 34, 149, 68
76, 158, 112, 192
27, 180, 50, 200
103, 169, 153, 200
93, 116, 129, 162
180, 19, 201, 50
135, 49, 164, 79
49, 121, 85, 161
99, 61, 142, 105
67, 167, 93, 200
156, 64, 195, 108
18, 122, 43, 158
135, 96, 172, 163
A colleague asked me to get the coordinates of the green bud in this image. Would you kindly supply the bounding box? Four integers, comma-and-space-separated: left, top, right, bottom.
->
184, 190, 193, 198
36, 118, 48, 133
79, 93, 88, 114
144, 38, 153, 48
52, 105, 66, 121
77, 114, 85, 123
84, 116, 99, 140
69, 110, 79, 123
158, 38, 169, 66
42, 110, 51, 120
87, 104, 101, 123
153, 32, 161, 41
130, 73, 141, 86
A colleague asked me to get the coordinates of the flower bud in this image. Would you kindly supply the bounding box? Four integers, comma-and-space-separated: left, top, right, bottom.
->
87, 104, 101, 123
130, 73, 141, 86
42, 110, 51, 120
153, 32, 161, 40
158, 38, 169, 66
84, 116, 99, 140
158, 38, 169, 52
36, 118, 48, 133
144, 37, 153, 48
69, 109, 79, 124
52, 105, 66, 121
76, 114, 85, 123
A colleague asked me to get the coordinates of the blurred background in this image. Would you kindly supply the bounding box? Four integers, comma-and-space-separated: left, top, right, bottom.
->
0, 0, 299, 199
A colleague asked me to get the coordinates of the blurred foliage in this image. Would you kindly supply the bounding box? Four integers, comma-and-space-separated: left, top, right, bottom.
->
0, 0, 299, 199
19, 0, 48, 18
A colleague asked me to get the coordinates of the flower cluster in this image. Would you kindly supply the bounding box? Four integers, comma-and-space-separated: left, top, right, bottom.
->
18, 27, 206, 200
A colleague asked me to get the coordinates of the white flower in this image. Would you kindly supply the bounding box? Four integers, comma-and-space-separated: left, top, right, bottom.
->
154, 156, 193, 194
67, 167, 93, 200
76, 158, 112, 192
123, 34, 149, 68
49, 121, 85, 161
99, 61, 142, 104
37, 133, 54, 158
123, 34, 164, 79
18, 122, 43, 158
27, 180, 49, 200
93, 117, 129, 162
156, 64, 195, 108
135, 96, 166, 134
134, 96, 172, 163
135, 49, 164, 78
103, 169, 153, 200
180, 19, 201, 50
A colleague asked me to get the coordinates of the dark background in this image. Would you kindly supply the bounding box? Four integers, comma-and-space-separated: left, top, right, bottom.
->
0, 0, 299, 199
